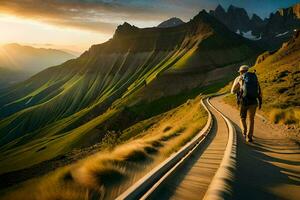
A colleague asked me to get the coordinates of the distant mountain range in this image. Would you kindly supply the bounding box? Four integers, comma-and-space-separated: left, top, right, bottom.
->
210, 3, 300, 50
0, 44, 76, 88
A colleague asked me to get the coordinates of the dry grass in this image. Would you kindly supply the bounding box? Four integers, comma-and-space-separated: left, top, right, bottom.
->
0, 96, 207, 200
221, 33, 300, 128
269, 108, 300, 125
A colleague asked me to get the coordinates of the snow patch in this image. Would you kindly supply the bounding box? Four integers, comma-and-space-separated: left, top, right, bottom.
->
276, 31, 289, 37
236, 29, 261, 40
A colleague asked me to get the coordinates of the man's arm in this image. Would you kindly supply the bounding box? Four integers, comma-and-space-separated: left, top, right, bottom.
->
231, 76, 240, 94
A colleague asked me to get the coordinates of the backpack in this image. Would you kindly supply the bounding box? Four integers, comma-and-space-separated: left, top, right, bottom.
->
241, 72, 259, 103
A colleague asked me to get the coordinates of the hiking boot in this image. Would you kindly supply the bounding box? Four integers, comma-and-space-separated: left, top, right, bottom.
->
247, 137, 253, 143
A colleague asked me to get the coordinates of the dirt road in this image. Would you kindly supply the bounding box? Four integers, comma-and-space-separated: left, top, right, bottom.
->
211, 96, 300, 200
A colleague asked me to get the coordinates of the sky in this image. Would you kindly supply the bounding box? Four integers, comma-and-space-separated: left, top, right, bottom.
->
0, 0, 299, 53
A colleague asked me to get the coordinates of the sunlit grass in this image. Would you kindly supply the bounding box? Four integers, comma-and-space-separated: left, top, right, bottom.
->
0, 95, 207, 200
222, 36, 300, 127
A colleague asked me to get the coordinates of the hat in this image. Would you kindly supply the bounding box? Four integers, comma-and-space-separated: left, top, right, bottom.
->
238, 65, 249, 72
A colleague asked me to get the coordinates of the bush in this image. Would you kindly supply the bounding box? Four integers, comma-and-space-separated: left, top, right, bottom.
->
269, 108, 300, 126
101, 131, 121, 149
163, 126, 172, 132
277, 70, 290, 78
277, 87, 289, 94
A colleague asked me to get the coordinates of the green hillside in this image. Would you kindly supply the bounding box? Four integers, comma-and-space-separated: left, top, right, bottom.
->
0, 95, 208, 199
223, 30, 300, 126
0, 10, 261, 174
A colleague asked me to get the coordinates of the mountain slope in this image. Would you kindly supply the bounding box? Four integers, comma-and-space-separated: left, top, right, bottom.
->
0, 10, 260, 173
261, 3, 300, 49
253, 30, 300, 125
0, 44, 76, 87
223, 30, 300, 126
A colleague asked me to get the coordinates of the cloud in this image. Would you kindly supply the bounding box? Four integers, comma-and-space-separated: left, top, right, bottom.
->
0, 0, 198, 34
1, 0, 297, 34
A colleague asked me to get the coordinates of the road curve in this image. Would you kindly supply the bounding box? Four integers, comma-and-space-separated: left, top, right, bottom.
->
211, 95, 300, 200
116, 97, 236, 200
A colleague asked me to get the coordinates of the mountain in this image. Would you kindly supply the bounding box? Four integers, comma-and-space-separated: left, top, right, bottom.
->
210, 5, 252, 33
250, 14, 267, 36
210, 3, 300, 50
209, 4, 268, 40
0, 10, 261, 174
261, 3, 300, 49
267, 3, 300, 36
157, 17, 185, 28
0, 44, 76, 87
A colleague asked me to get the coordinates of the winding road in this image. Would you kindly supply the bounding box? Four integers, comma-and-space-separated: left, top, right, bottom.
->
117, 96, 300, 200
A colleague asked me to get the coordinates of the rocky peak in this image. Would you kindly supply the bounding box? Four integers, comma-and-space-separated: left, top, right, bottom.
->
276, 3, 300, 19
157, 17, 184, 28
113, 22, 139, 38
264, 3, 300, 38
210, 4, 226, 20
193, 9, 214, 23
117, 22, 138, 31
228, 5, 246, 13
293, 3, 300, 18
227, 5, 250, 20
215, 4, 226, 14
251, 14, 263, 23
210, 4, 252, 32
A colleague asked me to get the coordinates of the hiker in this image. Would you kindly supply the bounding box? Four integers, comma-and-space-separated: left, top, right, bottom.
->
231, 65, 262, 142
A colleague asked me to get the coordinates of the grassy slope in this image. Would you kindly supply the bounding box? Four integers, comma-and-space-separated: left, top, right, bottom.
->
0, 11, 260, 174
1, 95, 207, 200
223, 31, 300, 126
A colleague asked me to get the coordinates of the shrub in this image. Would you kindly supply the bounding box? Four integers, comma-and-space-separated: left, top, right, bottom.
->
163, 126, 172, 132
277, 87, 289, 94
101, 131, 121, 149
277, 70, 290, 78
269, 108, 300, 126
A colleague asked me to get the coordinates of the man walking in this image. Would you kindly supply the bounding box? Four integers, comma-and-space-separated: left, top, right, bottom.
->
231, 65, 262, 142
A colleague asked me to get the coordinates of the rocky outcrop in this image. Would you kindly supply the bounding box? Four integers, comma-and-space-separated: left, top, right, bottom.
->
210, 3, 300, 50
263, 3, 300, 38
210, 5, 251, 33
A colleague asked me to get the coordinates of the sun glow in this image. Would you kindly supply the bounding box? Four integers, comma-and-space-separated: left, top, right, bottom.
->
0, 14, 112, 52
0, 45, 19, 70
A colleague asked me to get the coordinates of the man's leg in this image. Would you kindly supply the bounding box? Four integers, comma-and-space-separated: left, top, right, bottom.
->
247, 104, 257, 141
240, 105, 247, 138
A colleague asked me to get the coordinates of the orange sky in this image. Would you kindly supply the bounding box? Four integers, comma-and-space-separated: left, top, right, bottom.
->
0, 14, 113, 53
1, 0, 298, 53
0, 0, 177, 53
